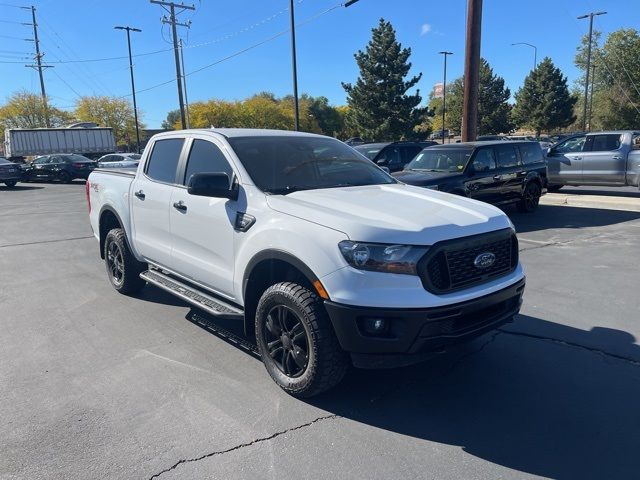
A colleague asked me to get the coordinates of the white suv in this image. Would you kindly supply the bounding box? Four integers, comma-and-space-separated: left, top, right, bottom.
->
87, 129, 525, 397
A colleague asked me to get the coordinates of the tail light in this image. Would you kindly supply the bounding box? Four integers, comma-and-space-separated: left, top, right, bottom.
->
73, 163, 86, 168
85, 180, 91, 213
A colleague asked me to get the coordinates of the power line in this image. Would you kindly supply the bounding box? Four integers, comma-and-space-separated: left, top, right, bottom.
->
610, 52, 640, 100
598, 56, 640, 116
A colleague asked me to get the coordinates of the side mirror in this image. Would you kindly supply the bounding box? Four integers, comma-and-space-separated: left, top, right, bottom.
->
188, 172, 238, 200
376, 158, 387, 166
546, 147, 552, 156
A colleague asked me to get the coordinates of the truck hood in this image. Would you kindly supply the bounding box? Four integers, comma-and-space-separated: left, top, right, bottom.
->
392, 169, 461, 186
266, 183, 513, 245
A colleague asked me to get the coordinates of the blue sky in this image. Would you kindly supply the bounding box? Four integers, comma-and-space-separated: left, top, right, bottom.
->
0, 0, 635, 127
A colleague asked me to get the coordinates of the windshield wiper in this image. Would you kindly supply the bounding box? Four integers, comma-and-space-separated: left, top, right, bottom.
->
267, 185, 317, 195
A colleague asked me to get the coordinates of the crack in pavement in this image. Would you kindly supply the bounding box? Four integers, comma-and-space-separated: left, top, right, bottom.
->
498, 328, 640, 367
146, 327, 639, 478
148, 414, 338, 479
0, 235, 94, 249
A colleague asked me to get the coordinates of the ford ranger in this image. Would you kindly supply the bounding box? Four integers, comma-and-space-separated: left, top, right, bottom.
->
87, 129, 525, 397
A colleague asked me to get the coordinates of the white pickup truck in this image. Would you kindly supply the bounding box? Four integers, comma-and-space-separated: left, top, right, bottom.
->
87, 129, 525, 397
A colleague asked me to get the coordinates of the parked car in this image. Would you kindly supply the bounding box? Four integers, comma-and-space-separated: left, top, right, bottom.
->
546, 131, 640, 191
429, 129, 453, 140
353, 141, 438, 172
0, 156, 23, 187
97, 153, 141, 169
87, 129, 525, 397
476, 135, 508, 142
23, 154, 97, 183
393, 141, 547, 213
344, 137, 365, 146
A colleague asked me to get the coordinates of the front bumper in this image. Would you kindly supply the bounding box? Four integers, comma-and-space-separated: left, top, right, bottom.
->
324, 278, 525, 368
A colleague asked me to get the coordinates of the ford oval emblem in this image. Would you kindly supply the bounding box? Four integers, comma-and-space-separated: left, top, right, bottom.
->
474, 252, 496, 269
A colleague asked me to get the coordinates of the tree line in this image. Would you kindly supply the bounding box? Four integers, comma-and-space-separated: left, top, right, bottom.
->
1, 19, 637, 149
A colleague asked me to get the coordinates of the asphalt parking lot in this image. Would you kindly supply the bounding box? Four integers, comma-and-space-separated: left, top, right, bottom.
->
1, 182, 639, 480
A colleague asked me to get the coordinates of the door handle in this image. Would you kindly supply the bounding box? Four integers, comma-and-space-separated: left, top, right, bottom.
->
574, 156, 582, 160
493, 175, 501, 180
173, 201, 187, 212
517, 171, 527, 176
612, 156, 622, 160
134, 190, 145, 200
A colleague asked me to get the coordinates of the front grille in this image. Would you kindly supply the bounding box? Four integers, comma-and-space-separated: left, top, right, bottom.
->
418, 229, 518, 294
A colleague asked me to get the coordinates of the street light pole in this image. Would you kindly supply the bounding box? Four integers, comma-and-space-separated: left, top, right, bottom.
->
578, 11, 606, 132
288, 0, 360, 132
115, 26, 142, 153
511, 42, 537, 71
588, 63, 596, 131
439, 51, 453, 145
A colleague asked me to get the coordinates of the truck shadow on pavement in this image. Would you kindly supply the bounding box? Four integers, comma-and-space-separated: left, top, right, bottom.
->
0, 185, 44, 191
508, 204, 640, 233
189, 308, 640, 480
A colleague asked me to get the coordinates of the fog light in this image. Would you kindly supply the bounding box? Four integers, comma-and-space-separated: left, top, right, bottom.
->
360, 317, 389, 336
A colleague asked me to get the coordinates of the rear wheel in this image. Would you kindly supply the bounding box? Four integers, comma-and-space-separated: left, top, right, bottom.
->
517, 182, 541, 213
104, 228, 146, 294
4, 180, 17, 188
255, 282, 348, 398
57, 170, 72, 184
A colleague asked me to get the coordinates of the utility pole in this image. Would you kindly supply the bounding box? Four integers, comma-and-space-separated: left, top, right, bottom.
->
150, 0, 195, 130
438, 51, 453, 145
289, 0, 300, 131
179, 38, 190, 129
22, 5, 52, 127
588, 64, 596, 132
115, 26, 142, 153
578, 11, 606, 132
462, 0, 482, 142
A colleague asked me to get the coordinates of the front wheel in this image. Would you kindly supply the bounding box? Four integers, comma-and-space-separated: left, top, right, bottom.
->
104, 228, 147, 294
4, 180, 17, 188
517, 182, 541, 213
57, 170, 72, 184
255, 282, 349, 398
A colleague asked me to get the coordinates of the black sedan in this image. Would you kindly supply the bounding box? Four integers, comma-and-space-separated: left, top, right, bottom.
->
23, 154, 97, 183
392, 141, 547, 213
0, 157, 22, 187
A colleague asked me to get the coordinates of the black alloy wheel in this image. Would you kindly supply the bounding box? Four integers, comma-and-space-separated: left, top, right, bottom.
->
263, 305, 309, 378
106, 240, 125, 287
518, 182, 541, 213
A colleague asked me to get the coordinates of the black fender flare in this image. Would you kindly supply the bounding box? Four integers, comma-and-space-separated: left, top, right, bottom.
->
242, 249, 320, 299
98, 205, 133, 259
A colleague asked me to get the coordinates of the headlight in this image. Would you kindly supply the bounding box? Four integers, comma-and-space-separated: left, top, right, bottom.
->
424, 185, 439, 191
338, 241, 429, 275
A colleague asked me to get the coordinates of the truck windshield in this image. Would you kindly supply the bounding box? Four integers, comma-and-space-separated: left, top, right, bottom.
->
228, 136, 396, 194
405, 148, 473, 173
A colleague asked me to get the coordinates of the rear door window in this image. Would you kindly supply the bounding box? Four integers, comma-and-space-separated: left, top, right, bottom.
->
495, 145, 520, 168
587, 134, 622, 152
183, 139, 233, 186
401, 145, 423, 163
518, 143, 544, 165
145, 138, 185, 184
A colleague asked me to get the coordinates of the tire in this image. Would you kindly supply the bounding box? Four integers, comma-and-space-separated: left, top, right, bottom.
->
104, 228, 147, 295
547, 184, 563, 193
517, 182, 541, 213
255, 282, 349, 398
57, 170, 72, 184
4, 180, 17, 188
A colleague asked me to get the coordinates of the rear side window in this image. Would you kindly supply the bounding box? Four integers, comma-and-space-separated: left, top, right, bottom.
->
183, 139, 233, 186
146, 138, 184, 184
472, 148, 497, 172
401, 146, 422, 163
519, 143, 544, 165
588, 134, 622, 152
495, 145, 520, 168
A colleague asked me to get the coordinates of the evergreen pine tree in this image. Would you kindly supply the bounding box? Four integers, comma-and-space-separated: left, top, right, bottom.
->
512, 57, 577, 135
342, 19, 426, 140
